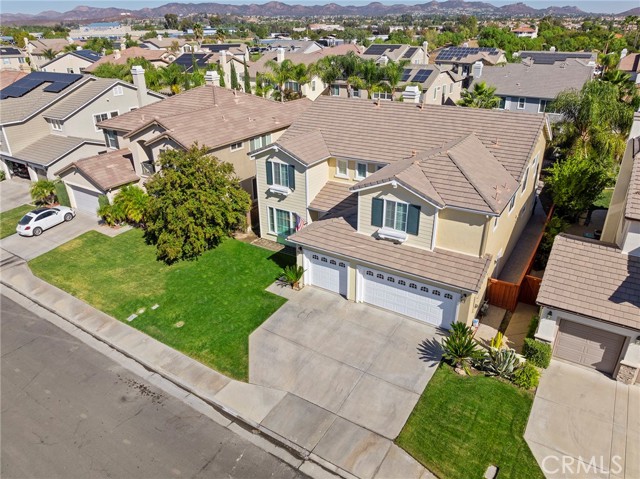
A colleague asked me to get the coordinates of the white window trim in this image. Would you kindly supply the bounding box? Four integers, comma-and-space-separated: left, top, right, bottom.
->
112, 85, 124, 96
517, 97, 526, 110
508, 193, 516, 214
50, 119, 63, 132
493, 214, 499, 231
355, 162, 368, 180
230, 142, 243, 152
538, 99, 546, 113
267, 206, 295, 236
336, 159, 349, 179
94, 111, 119, 132
521, 166, 529, 195
104, 129, 119, 149
383, 199, 409, 233
270, 160, 291, 189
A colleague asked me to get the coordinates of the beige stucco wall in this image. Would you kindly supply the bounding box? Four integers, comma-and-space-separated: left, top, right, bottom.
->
255, 149, 308, 241
4, 116, 50, 154
327, 157, 381, 183
0, 56, 28, 71
423, 74, 461, 105
435, 208, 487, 257
41, 55, 92, 74
357, 185, 436, 251
48, 143, 107, 180
306, 160, 329, 216
59, 167, 102, 193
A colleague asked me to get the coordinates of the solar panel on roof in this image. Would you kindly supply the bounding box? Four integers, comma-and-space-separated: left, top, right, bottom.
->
0, 72, 82, 99
401, 69, 412, 82
411, 69, 432, 83
365, 44, 388, 55
402, 47, 418, 59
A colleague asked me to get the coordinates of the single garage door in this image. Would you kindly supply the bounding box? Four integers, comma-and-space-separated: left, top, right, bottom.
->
359, 267, 458, 329
305, 251, 348, 296
68, 184, 101, 216
554, 320, 625, 374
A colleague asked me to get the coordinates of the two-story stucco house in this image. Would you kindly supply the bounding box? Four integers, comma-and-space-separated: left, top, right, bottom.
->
0, 47, 29, 72
252, 97, 548, 329
535, 112, 640, 383
40, 50, 102, 74
0, 70, 163, 185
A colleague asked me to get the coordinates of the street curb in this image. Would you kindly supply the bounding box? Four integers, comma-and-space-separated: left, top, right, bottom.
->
1, 275, 347, 479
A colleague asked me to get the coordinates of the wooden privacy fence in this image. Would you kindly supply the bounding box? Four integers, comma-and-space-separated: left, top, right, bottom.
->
486, 205, 554, 312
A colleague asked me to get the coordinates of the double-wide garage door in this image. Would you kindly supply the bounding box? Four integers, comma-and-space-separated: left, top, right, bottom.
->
359, 267, 458, 329
68, 184, 101, 217
554, 320, 625, 374
305, 252, 348, 296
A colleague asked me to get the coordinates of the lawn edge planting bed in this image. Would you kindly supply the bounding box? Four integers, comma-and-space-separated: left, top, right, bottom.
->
396, 363, 543, 479
29, 229, 294, 380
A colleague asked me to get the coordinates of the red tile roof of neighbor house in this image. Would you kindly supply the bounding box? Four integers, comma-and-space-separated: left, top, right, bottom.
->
537, 234, 640, 331
98, 85, 311, 150
83, 47, 169, 72
56, 149, 139, 191
619, 53, 640, 74
0, 70, 28, 88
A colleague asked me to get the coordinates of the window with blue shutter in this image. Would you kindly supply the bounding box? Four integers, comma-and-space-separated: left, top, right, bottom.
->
371, 198, 383, 227
266, 160, 273, 185
288, 164, 295, 190
406, 204, 421, 235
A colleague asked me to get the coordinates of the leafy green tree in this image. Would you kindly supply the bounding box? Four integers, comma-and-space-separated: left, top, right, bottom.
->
158, 62, 185, 94
457, 82, 500, 109
546, 153, 612, 219
84, 37, 113, 54
141, 30, 159, 40
230, 61, 239, 90
124, 33, 138, 48
144, 145, 251, 263
42, 48, 58, 60
164, 13, 179, 30
264, 59, 308, 102
243, 62, 251, 93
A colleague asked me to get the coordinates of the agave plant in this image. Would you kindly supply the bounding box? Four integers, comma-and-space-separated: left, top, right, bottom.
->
441, 323, 483, 375
282, 265, 305, 289
481, 347, 519, 379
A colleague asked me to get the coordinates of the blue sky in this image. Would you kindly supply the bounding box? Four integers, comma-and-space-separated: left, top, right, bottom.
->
2, 0, 636, 15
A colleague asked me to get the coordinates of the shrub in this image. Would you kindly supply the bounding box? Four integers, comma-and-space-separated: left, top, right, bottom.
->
513, 362, 540, 389
480, 347, 519, 379
442, 323, 483, 374
54, 182, 70, 207
526, 315, 540, 339
30, 180, 57, 205
522, 338, 551, 369
0, 170, 5, 181
97, 195, 125, 226
282, 265, 304, 286
112, 185, 148, 224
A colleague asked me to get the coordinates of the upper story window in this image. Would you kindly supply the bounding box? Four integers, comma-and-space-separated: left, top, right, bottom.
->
352, 88, 360, 98
336, 159, 348, 178
498, 97, 506, 109
433, 86, 440, 100
2, 58, 10, 65
94, 111, 119, 131
311, 81, 316, 92
355, 162, 368, 180
371, 197, 421, 236
538, 99, 547, 113
517, 97, 526, 110
230, 142, 243, 152
18, 57, 25, 64
521, 166, 529, 194
265, 160, 295, 192
66, 67, 74, 74
372, 91, 392, 101
250, 133, 272, 151
104, 130, 119, 149
508, 193, 516, 213
50, 119, 63, 132
493, 215, 499, 230
284, 81, 300, 92
331, 85, 340, 96
112, 85, 124, 96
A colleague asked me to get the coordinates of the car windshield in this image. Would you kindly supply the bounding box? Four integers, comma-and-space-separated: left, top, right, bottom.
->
18, 215, 33, 225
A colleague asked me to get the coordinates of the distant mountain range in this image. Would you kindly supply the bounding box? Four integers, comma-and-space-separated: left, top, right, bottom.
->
1, 1, 636, 25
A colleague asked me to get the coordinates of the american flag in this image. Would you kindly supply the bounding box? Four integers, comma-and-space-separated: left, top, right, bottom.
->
295, 213, 306, 232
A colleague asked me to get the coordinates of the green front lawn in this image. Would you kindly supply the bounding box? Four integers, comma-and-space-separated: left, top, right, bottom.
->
397, 364, 543, 479
592, 188, 614, 210
29, 229, 294, 380
0, 204, 33, 239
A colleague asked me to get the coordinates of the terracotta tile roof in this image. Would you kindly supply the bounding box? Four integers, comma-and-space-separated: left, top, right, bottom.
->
0, 70, 27, 88
56, 148, 139, 191
537, 234, 640, 331
352, 134, 518, 214
619, 53, 640, 74
142, 38, 187, 49
99, 86, 311, 150
626, 137, 640, 221
289, 209, 491, 292
275, 96, 545, 214
12, 135, 104, 167
471, 59, 593, 100
276, 130, 331, 164
29, 38, 80, 55
308, 181, 358, 214
83, 47, 169, 73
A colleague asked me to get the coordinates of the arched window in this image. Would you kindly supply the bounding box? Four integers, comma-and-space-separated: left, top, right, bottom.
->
433, 290, 441, 296
330, 259, 336, 265
312, 254, 319, 260
366, 271, 374, 276
339, 262, 346, 267
420, 286, 428, 293
398, 280, 406, 286
377, 273, 384, 279
387, 276, 395, 282
444, 293, 453, 300
321, 257, 328, 262
409, 283, 417, 289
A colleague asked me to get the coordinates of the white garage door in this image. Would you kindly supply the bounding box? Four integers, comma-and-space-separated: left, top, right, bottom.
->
305, 251, 348, 296
554, 320, 625, 374
68, 184, 101, 216
359, 267, 458, 329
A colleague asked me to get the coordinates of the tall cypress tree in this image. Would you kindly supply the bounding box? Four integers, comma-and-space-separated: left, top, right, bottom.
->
230, 62, 239, 90
243, 62, 251, 93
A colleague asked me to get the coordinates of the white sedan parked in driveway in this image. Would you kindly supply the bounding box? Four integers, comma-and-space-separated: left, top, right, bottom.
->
16, 206, 76, 237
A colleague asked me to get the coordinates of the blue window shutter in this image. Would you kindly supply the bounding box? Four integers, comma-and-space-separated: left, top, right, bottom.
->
371, 198, 383, 227
288, 164, 295, 190
266, 160, 273, 185
407, 204, 421, 235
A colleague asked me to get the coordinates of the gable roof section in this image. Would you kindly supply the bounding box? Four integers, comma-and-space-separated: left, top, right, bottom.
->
471, 59, 593, 100
274, 130, 331, 165
99, 86, 312, 151
12, 135, 104, 166
29, 38, 78, 55
626, 137, 640, 221
40, 50, 101, 69
434, 46, 505, 65
289, 209, 491, 292
56, 148, 139, 191
619, 53, 640, 74
42, 77, 119, 120
537, 234, 640, 331
308, 181, 358, 214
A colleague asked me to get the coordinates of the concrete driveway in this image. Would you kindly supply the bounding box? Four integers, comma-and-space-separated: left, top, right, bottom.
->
0, 212, 99, 260
1, 180, 32, 212
525, 361, 640, 479
249, 286, 445, 439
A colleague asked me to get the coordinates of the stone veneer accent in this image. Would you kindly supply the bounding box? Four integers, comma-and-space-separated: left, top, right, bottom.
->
616, 363, 639, 384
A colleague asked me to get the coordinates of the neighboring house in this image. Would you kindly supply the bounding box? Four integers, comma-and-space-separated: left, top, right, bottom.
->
95, 74, 311, 213
259, 39, 323, 54
172, 50, 246, 87
619, 52, 640, 83
141, 36, 192, 54
248, 44, 362, 100
469, 57, 594, 117
40, 50, 101, 74
512, 26, 538, 38
84, 47, 172, 73
251, 97, 548, 329
70, 22, 131, 40
433, 46, 507, 78
200, 43, 249, 62
0, 70, 28, 88
0, 70, 163, 189
361, 43, 429, 65
26, 38, 80, 69
0, 47, 28, 72
536, 113, 640, 384
518, 50, 597, 66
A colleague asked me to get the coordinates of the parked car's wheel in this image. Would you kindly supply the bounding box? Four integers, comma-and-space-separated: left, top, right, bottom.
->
33, 227, 43, 236
64, 213, 73, 222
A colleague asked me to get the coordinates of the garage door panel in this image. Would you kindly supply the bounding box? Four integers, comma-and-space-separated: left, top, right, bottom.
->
305, 252, 347, 296
69, 185, 100, 216
554, 320, 624, 374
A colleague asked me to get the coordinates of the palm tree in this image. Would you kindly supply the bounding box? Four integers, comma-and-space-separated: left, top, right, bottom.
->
383, 59, 409, 100
42, 48, 58, 60
193, 23, 204, 47
457, 82, 501, 109
335, 52, 362, 97
311, 56, 341, 93
63, 44, 77, 53
358, 59, 383, 98
598, 52, 619, 75
264, 59, 296, 102
601, 69, 637, 103
602, 32, 616, 55
158, 63, 185, 95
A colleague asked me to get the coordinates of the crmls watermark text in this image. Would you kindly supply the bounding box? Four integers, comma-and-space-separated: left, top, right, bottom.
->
541, 455, 623, 475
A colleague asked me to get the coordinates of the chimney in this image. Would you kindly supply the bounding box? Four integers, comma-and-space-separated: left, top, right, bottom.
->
422, 41, 429, 64
550, 46, 556, 52
220, 50, 231, 85
472, 61, 483, 78
463, 42, 469, 48
114, 49, 121, 60
205, 70, 220, 87
120, 42, 126, 51
131, 65, 147, 107
76, 45, 82, 51
621, 48, 628, 59
402, 85, 421, 103
276, 47, 285, 63
157, 34, 162, 42
379, 55, 388, 66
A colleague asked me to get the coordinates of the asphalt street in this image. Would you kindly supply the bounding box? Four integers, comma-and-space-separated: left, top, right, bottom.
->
1, 294, 304, 479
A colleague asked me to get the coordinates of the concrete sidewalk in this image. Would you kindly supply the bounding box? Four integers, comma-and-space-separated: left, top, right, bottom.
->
0, 249, 435, 479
